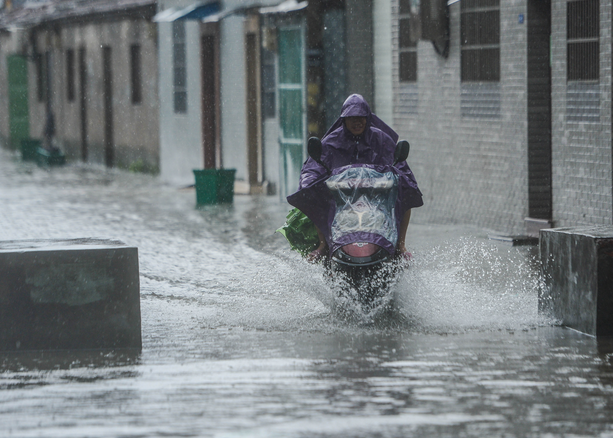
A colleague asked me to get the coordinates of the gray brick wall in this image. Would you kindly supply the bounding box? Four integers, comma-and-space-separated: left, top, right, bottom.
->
551, 0, 613, 227
389, 0, 613, 233
391, 0, 529, 234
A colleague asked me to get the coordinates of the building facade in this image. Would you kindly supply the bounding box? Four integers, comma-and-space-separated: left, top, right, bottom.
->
383, 0, 612, 234
156, 0, 278, 188
0, 0, 160, 172
156, 0, 377, 198
4, 0, 609, 235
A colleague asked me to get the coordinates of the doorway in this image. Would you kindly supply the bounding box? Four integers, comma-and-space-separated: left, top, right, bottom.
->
526, 0, 553, 229
201, 29, 219, 169
79, 47, 88, 162
246, 24, 263, 191
7, 55, 29, 149
103, 46, 114, 167
277, 25, 305, 198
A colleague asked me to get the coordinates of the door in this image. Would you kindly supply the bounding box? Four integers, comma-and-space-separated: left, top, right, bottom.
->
246, 30, 262, 190
277, 26, 305, 198
201, 32, 219, 169
103, 46, 114, 167
526, 0, 552, 223
7, 55, 29, 149
79, 47, 88, 161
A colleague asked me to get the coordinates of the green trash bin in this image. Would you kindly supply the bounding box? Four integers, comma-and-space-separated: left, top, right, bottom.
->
21, 139, 41, 162
193, 168, 236, 205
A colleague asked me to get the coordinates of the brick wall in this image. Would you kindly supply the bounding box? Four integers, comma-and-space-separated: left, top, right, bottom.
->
551, 0, 613, 227
391, 0, 530, 234
389, 0, 613, 233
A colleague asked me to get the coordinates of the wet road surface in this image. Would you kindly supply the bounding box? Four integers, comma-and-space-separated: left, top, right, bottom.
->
1, 148, 612, 437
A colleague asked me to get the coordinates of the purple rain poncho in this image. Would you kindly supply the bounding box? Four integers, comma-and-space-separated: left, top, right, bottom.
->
286, 94, 423, 255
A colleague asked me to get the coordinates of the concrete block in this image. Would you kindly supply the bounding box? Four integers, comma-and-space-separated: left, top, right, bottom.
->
540, 227, 613, 337
0, 238, 141, 351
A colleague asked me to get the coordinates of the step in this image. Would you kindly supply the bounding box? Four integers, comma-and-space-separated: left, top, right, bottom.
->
0, 238, 141, 351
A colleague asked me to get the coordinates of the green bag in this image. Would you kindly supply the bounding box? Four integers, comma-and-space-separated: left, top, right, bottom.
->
276, 208, 319, 257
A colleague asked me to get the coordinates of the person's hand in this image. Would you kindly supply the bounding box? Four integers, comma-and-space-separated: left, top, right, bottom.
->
307, 243, 328, 263
395, 243, 412, 261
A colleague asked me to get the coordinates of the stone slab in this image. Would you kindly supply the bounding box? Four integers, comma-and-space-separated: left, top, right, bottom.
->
488, 234, 539, 246
0, 238, 141, 351
540, 227, 613, 337
524, 217, 553, 238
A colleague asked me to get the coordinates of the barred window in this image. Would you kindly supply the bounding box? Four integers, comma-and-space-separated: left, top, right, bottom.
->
398, 0, 417, 83
567, 0, 599, 81
261, 47, 276, 119
173, 21, 187, 114
461, 0, 500, 82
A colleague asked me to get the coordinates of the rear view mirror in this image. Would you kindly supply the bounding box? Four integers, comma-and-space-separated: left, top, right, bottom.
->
307, 137, 323, 162
393, 140, 410, 166
307, 137, 330, 174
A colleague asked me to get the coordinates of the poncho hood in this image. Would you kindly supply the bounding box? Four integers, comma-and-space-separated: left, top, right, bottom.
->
340, 94, 371, 118
323, 94, 399, 144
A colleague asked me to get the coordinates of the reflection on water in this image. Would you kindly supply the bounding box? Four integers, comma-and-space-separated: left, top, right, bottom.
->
1, 149, 613, 437
0, 349, 141, 395
0, 349, 141, 373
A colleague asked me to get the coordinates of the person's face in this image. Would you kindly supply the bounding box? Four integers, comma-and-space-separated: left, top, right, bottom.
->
345, 117, 367, 136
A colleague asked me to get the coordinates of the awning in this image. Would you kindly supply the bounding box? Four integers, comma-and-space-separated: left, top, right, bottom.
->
201, 0, 307, 22
154, 0, 307, 23
259, 0, 307, 14
153, 1, 220, 22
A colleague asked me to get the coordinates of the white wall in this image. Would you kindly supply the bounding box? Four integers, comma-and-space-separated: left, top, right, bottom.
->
219, 15, 248, 181
159, 20, 203, 186
373, 0, 394, 124
158, 0, 283, 187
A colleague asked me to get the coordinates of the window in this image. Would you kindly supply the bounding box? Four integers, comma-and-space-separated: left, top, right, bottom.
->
130, 44, 142, 104
567, 0, 599, 81
461, 0, 500, 82
261, 47, 276, 118
398, 0, 417, 82
566, 0, 600, 122
66, 49, 75, 102
173, 21, 187, 113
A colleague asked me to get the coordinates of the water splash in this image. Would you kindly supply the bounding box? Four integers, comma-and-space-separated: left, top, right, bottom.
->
396, 237, 553, 333
269, 235, 556, 333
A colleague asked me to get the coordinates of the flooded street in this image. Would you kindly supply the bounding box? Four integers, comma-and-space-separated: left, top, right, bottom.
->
1, 148, 613, 438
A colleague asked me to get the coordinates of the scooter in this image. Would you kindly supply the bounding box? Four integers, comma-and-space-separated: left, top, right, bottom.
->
306, 137, 411, 311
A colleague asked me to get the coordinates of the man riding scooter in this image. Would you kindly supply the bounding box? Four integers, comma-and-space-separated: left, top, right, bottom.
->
286, 94, 424, 262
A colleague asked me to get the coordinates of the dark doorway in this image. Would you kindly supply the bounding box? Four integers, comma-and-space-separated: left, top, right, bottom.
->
246, 31, 261, 189
79, 47, 88, 162
201, 33, 218, 169
526, 0, 552, 226
44, 51, 52, 114
103, 46, 114, 167
6, 55, 30, 149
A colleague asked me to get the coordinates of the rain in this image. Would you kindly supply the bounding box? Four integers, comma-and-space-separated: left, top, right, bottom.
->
2, 0, 613, 436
